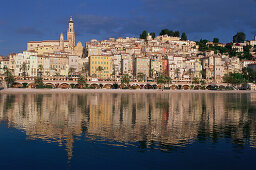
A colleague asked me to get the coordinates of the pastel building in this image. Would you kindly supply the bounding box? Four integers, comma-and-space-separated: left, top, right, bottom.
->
89, 55, 112, 79
134, 56, 150, 78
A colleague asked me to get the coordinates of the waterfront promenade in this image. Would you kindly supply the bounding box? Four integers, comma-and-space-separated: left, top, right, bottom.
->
1, 88, 256, 94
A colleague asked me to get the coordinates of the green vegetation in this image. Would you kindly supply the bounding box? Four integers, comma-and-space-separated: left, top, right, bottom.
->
96, 66, 104, 79
156, 73, 166, 84
137, 72, 146, 82
121, 74, 130, 86
159, 29, 180, 37
196, 40, 253, 60
77, 75, 87, 88
192, 77, 200, 84
37, 64, 44, 77
213, 38, 219, 43
197, 39, 209, 52
21, 62, 27, 80
150, 32, 156, 39
223, 68, 256, 85
68, 67, 75, 79
4, 68, 16, 88
181, 32, 187, 41
34, 76, 44, 88
81, 62, 89, 78
140, 30, 147, 40
233, 32, 246, 43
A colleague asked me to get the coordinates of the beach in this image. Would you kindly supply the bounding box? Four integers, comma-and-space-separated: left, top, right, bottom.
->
1, 88, 256, 94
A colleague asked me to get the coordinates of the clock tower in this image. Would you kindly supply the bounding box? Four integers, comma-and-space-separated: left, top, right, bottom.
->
67, 16, 75, 50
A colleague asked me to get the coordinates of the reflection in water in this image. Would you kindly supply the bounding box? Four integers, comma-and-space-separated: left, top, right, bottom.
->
0, 93, 256, 160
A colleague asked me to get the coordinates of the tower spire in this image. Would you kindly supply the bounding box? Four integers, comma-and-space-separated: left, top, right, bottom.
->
69, 16, 73, 23
60, 33, 64, 51
67, 16, 75, 50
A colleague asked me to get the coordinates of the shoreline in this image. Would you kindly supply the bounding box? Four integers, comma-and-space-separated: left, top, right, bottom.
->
1, 88, 256, 94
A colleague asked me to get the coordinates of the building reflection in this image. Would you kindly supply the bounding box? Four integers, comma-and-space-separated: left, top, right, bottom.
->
0, 92, 256, 159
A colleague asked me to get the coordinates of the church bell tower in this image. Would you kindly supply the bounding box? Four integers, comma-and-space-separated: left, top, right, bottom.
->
67, 16, 75, 50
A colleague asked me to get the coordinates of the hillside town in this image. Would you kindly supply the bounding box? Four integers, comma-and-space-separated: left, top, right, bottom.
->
1, 17, 256, 89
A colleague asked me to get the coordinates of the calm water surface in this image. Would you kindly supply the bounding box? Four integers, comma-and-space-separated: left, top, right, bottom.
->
0, 92, 256, 170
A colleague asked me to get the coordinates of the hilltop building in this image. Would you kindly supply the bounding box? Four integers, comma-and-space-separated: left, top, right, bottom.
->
27, 17, 83, 57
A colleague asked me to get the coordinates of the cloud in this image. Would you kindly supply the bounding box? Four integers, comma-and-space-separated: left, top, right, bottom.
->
0, 19, 7, 25
140, 0, 256, 34
73, 14, 163, 39
15, 27, 43, 35
71, 0, 256, 41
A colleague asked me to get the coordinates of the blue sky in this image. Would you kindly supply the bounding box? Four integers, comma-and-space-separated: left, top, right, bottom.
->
0, 0, 256, 56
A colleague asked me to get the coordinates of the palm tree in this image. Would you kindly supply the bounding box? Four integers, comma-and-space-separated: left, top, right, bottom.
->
77, 75, 86, 88
37, 64, 44, 77
68, 67, 75, 79
96, 66, 104, 80
20, 62, 27, 80
121, 74, 130, 86
188, 68, 194, 81
137, 72, 145, 82
111, 69, 116, 81
4, 68, 15, 88
174, 68, 180, 80
165, 75, 172, 87
55, 72, 60, 77
81, 62, 89, 78
34, 76, 44, 88
156, 73, 166, 87
149, 69, 155, 78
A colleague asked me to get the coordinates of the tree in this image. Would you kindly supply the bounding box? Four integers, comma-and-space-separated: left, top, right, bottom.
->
68, 67, 75, 79
34, 76, 44, 88
187, 68, 194, 80
81, 62, 89, 78
149, 69, 155, 78
140, 30, 147, 40
156, 73, 166, 85
121, 74, 130, 86
4, 68, 15, 88
181, 32, 187, 41
96, 66, 104, 79
168, 30, 174, 37
37, 64, 44, 77
174, 68, 180, 80
78, 75, 87, 88
111, 69, 116, 80
174, 31, 180, 37
243, 45, 252, 52
192, 77, 200, 84
165, 75, 172, 87
242, 67, 256, 83
160, 29, 170, 36
213, 38, 219, 43
197, 39, 209, 51
233, 32, 246, 43
223, 73, 246, 85
137, 72, 145, 82
150, 32, 156, 39
20, 62, 27, 80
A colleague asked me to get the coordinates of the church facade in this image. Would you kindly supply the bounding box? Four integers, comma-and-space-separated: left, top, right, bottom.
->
27, 17, 83, 57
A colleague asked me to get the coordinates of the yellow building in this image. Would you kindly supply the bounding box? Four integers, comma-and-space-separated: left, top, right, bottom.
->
34, 46, 55, 55
89, 55, 112, 79
194, 58, 202, 78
